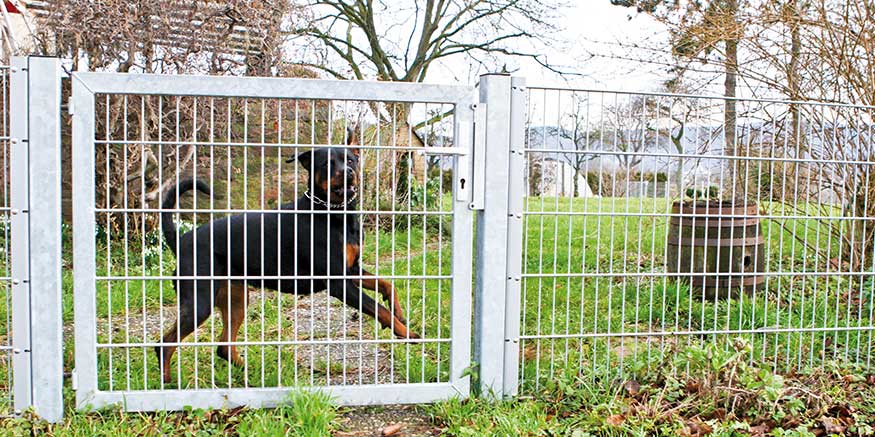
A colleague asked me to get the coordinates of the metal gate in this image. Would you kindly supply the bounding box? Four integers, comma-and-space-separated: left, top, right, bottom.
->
70, 72, 475, 411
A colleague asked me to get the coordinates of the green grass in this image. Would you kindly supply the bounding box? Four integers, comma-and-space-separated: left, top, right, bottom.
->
1, 192, 874, 433
429, 341, 875, 436
55, 195, 875, 395
1, 389, 338, 436
517, 197, 873, 392
86, 218, 453, 391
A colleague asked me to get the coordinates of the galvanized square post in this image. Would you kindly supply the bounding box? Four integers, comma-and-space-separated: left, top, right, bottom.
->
502, 77, 526, 397
9, 56, 31, 415
10, 56, 63, 422
473, 74, 512, 396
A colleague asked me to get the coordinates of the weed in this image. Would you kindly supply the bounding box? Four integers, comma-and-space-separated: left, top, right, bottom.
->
236, 390, 337, 436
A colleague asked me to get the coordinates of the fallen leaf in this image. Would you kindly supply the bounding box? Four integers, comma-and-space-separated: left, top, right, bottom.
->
821, 417, 845, 434
684, 420, 713, 437
748, 424, 772, 437
381, 422, 405, 436
521, 344, 538, 361
623, 379, 641, 396
829, 403, 854, 419
606, 414, 624, 427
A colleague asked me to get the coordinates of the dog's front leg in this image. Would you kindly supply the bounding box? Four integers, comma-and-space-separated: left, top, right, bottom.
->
215, 282, 248, 367
357, 267, 406, 324
329, 280, 419, 340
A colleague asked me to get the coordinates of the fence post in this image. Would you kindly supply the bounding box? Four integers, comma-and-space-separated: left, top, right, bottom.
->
473, 74, 513, 396
502, 77, 526, 397
9, 56, 31, 415
24, 56, 63, 422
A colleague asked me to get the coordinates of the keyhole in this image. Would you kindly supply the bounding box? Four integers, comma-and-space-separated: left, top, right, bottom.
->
460, 178, 466, 189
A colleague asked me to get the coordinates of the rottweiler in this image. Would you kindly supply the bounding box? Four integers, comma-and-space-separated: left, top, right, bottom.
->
156, 138, 417, 383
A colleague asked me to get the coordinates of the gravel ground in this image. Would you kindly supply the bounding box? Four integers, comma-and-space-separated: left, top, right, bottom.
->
69, 288, 443, 435
335, 405, 439, 436
79, 288, 407, 385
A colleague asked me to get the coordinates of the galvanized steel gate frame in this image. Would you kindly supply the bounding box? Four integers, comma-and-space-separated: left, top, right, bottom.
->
69, 70, 479, 412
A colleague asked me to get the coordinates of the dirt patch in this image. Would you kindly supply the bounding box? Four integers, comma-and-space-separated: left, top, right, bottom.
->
335, 405, 438, 436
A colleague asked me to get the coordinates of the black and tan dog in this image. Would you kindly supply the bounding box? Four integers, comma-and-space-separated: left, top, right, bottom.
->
156, 140, 417, 383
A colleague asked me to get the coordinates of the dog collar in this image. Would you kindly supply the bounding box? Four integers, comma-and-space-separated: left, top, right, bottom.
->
303, 190, 358, 210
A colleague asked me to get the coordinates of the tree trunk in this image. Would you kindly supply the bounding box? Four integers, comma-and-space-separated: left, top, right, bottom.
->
724, 0, 739, 198
725, 42, 738, 197
573, 170, 580, 197
788, 0, 802, 151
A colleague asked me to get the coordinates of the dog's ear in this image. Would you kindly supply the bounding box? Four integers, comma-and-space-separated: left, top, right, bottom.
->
346, 126, 360, 157
286, 150, 313, 170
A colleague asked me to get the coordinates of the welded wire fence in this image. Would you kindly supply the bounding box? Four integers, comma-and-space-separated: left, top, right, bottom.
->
87, 92, 458, 394
518, 86, 875, 392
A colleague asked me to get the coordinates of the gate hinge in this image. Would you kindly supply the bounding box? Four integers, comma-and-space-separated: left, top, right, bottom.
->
71, 368, 78, 390
67, 100, 74, 116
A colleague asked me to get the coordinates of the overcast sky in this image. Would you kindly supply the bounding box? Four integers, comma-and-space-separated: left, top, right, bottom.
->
425, 1, 672, 92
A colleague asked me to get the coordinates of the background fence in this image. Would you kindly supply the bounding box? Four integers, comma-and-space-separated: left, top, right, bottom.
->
511, 86, 875, 394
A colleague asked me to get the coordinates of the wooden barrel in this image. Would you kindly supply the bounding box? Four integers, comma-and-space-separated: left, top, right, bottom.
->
666, 200, 765, 299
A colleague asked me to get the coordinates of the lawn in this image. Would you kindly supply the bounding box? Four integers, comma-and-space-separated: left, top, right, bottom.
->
66, 194, 875, 396
0, 191, 873, 434
518, 196, 873, 392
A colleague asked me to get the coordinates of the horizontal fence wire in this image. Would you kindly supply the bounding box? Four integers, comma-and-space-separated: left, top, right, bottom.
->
89, 93, 457, 392
518, 86, 875, 393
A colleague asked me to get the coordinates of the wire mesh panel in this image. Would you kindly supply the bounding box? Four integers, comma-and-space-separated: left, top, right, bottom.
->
517, 86, 875, 392
71, 74, 474, 411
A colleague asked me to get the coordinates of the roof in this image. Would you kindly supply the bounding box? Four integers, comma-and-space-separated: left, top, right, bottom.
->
21, 0, 272, 56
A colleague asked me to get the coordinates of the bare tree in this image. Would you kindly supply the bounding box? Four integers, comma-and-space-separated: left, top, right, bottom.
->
293, 0, 568, 81
604, 95, 651, 176
611, 0, 744, 182
291, 0, 569, 199
794, 1, 875, 280
34, 1, 299, 232
36, 1, 295, 75
553, 94, 598, 197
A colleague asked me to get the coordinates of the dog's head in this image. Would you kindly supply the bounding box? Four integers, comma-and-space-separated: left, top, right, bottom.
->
288, 127, 360, 205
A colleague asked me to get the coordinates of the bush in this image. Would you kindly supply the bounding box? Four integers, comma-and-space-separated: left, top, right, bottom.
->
632, 172, 669, 183
360, 177, 451, 239
584, 171, 621, 197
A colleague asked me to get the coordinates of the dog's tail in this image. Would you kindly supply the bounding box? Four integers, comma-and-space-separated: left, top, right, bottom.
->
161, 179, 210, 254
